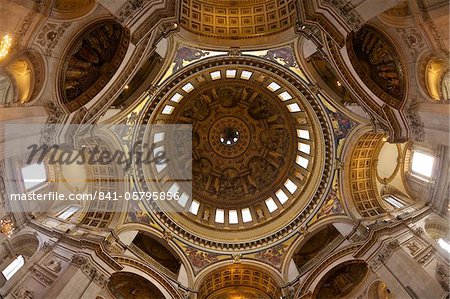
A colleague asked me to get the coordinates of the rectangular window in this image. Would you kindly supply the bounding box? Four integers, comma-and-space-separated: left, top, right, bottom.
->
2, 255, 24, 280
383, 196, 404, 209
58, 206, 80, 220
241, 208, 252, 222
265, 198, 278, 213
229, 210, 238, 224
411, 151, 434, 179
189, 200, 200, 215
21, 164, 46, 190
438, 238, 450, 253
215, 209, 224, 223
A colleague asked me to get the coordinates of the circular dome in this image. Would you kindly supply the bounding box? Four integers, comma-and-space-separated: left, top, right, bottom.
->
134, 57, 334, 250
165, 79, 298, 208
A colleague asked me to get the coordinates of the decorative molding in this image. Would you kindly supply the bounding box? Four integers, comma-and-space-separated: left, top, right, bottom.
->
13, 287, 34, 299
228, 47, 241, 57
70, 254, 108, 286
32, 268, 54, 285
323, 0, 363, 30
42, 241, 55, 251
134, 56, 335, 251
116, 0, 146, 24
436, 263, 449, 291
405, 98, 424, 142
232, 253, 242, 264
35, 22, 71, 56
413, 226, 424, 236
417, 249, 434, 265
368, 240, 400, 271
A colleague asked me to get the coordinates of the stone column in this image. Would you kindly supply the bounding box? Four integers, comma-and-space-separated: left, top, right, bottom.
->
369, 240, 445, 299
48, 254, 108, 299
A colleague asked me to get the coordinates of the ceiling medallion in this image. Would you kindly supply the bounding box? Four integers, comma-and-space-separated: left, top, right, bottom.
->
171, 81, 297, 206
219, 127, 240, 146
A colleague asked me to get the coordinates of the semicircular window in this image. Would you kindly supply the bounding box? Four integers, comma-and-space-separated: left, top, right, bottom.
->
348, 25, 405, 109
61, 21, 129, 111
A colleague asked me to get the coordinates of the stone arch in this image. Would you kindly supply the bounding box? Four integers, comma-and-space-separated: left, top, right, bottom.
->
367, 280, 396, 299
194, 261, 283, 299
10, 233, 40, 258
290, 225, 343, 276
115, 224, 195, 287
282, 217, 358, 279
346, 25, 407, 109
311, 260, 369, 298
51, 0, 96, 20
0, 72, 14, 106
113, 260, 183, 298
0, 49, 46, 107
107, 271, 167, 299
131, 231, 182, 275
58, 19, 130, 112
1, 58, 32, 105
378, 1, 412, 27
422, 56, 449, 101
342, 130, 387, 219
424, 216, 449, 241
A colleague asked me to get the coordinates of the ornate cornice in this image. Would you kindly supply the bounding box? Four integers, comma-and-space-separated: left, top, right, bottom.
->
71, 254, 109, 287
133, 56, 335, 252
27, 219, 123, 271
114, 256, 183, 298
367, 239, 400, 271
322, 0, 363, 31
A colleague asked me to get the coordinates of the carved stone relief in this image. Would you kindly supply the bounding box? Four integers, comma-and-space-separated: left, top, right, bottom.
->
323, 0, 363, 30
369, 240, 400, 270
70, 254, 108, 286
396, 28, 426, 57
32, 268, 54, 285
44, 258, 62, 273
14, 287, 34, 299
35, 22, 71, 56
436, 263, 449, 291
405, 98, 425, 142
403, 238, 423, 256
417, 249, 434, 266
